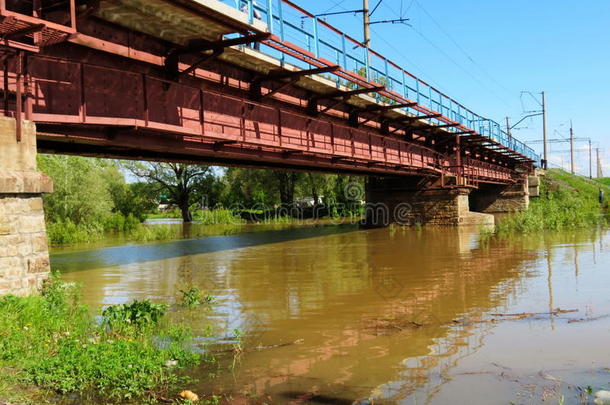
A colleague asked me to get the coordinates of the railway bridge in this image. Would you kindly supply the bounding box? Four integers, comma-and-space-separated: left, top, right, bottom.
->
0, 0, 540, 294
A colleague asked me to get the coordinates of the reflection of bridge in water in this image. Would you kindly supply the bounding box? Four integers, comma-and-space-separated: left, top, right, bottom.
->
56, 225, 575, 403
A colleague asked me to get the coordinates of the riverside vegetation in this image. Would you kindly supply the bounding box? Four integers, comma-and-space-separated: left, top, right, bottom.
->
495, 169, 609, 233
39, 155, 364, 246
0, 276, 218, 404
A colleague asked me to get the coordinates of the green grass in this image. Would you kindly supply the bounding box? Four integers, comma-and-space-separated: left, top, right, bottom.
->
596, 177, 610, 187
495, 169, 609, 233
193, 209, 244, 225
0, 276, 207, 404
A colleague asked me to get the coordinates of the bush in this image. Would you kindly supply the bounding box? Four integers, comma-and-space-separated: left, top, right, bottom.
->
102, 212, 140, 233
495, 170, 608, 233
127, 224, 177, 242
192, 209, 244, 225
47, 212, 144, 245
46, 219, 104, 245
0, 277, 200, 402
102, 300, 168, 330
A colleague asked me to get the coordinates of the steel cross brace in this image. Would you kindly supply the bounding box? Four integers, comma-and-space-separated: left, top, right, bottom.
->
1, 23, 45, 40
307, 85, 385, 116
165, 32, 271, 80
400, 113, 443, 122
350, 102, 418, 127
249, 65, 339, 101
384, 113, 442, 134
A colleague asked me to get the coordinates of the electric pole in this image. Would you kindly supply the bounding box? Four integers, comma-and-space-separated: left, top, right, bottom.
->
596, 148, 603, 178
506, 117, 511, 138
589, 139, 593, 179
542, 91, 548, 169
569, 120, 574, 174
363, 0, 370, 48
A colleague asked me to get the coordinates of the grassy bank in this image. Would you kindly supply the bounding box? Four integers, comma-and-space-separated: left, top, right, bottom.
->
0, 277, 212, 404
495, 169, 609, 233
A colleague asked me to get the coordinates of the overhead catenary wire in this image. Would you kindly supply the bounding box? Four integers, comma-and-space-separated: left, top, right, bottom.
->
369, 0, 383, 17
320, 0, 349, 15
377, 0, 513, 108
412, 0, 511, 94
314, 0, 445, 88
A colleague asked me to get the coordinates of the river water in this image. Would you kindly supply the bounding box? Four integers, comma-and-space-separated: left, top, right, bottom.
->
51, 223, 610, 404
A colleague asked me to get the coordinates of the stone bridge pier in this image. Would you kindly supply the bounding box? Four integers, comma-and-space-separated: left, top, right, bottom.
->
0, 117, 52, 296
469, 179, 531, 214
363, 176, 495, 227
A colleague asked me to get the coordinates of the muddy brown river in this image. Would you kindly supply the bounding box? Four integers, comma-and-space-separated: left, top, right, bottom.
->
51, 223, 610, 404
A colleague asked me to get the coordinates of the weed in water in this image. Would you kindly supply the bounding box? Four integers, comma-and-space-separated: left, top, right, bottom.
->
179, 286, 215, 308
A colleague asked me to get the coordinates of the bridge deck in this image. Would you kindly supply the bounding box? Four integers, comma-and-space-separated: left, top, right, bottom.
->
85, 0, 538, 164
0, 0, 528, 185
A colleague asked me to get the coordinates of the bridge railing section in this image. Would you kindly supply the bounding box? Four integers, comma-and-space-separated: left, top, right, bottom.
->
461, 157, 514, 183
220, 0, 539, 163
11, 54, 462, 177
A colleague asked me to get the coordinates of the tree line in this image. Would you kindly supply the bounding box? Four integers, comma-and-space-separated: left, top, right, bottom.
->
38, 155, 365, 228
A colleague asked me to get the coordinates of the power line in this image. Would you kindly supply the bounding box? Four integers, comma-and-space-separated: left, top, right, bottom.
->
369, 0, 382, 17
378, 0, 512, 108
313, 0, 443, 87
413, 0, 511, 94
408, 25, 512, 108
320, 0, 349, 15
369, 25, 445, 89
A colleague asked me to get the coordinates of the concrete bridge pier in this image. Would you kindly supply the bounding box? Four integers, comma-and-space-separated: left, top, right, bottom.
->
364, 177, 494, 227
0, 117, 52, 296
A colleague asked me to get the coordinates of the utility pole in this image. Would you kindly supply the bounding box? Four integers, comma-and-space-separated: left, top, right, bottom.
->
506, 117, 511, 138
589, 139, 593, 179
542, 91, 548, 169
597, 148, 603, 178
363, 0, 370, 48
569, 120, 574, 174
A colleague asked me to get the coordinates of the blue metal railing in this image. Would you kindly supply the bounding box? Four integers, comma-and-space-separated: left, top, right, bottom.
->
224, 0, 540, 163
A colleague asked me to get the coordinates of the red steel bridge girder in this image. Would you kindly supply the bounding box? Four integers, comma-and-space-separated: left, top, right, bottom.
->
0, 4, 522, 186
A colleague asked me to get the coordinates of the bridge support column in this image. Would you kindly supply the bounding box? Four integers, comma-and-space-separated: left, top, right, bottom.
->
0, 117, 53, 296
469, 178, 530, 214
364, 177, 494, 227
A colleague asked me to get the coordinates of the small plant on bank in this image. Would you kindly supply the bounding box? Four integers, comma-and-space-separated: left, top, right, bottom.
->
102, 299, 168, 330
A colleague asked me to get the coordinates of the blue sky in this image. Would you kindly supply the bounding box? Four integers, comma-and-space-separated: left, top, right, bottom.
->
293, 0, 610, 175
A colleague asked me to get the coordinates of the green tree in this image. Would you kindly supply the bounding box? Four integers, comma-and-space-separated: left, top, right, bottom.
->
274, 171, 303, 206
102, 165, 157, 221
222, 168, 278, 207
38, 155, 114, 224
125, 162, 212, 222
